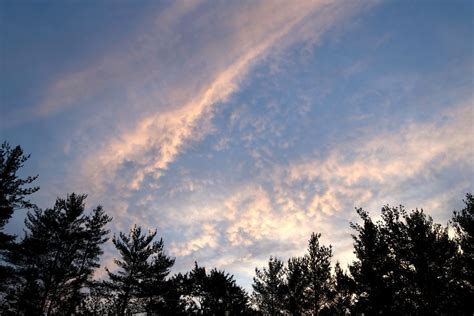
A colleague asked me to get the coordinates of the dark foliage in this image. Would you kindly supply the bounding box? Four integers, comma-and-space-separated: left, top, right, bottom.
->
3, 193, 111, 315
252, 256, 286, 315
104, 225, 175, 315
0, 142, 39, 293
176, 262, 250, 314
348, 204, 470, 315
285, 256, 307, 315
305, 233, 333, 315
451, 193, 474, 314
331, 262, 353, 315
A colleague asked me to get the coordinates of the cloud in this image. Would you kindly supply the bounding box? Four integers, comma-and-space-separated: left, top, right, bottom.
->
285, 101, 473, 190
59, 0, 372, 202
170, 223, 220, 257
165, 99, 473, 282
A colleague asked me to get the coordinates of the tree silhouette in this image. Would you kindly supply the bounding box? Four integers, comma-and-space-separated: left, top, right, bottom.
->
304, 233, 333, 316
79, 281, 116, 315
65, 204, 112, 314
141, 238, 176, 314
168, 262, 250, 314
349, 204, 470, 315
349, 208, 394, 314
452, 193, 474, 302
105, 225, 174, 315
5, 193, 110, 315
446, 194, 474, 315
285, 256, 308, 315
331, 262, 353, 315
200, 267, 249, 314
252, 256, 286, 315
404, 209, 458, 314
0, 142, 39, 293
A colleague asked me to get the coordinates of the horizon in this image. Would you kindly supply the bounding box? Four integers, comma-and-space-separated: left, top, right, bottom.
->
1, 0, 473, 291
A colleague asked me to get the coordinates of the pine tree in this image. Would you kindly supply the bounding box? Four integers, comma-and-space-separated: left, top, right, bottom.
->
304, 233, 332, 316
349, 208, 393, 315
166, 272, 192, 314
6, 193, 110, 315
188, 262, 207, 312
286, 256, 308, 316
65, 205, 112, 314
378, 205, 412, 313
252, 256, 286, 316
202, 268, 249, 314
141, 237, 175, 314
349, 204, 466, 315
0, 142, 39, 293
105, 225, 174, 315
332, 262, 353, 315
403, 209, 459, 314
452, 193, 474, 294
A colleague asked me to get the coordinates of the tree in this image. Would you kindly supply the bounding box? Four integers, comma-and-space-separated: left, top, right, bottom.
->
377, 205, 412, 313
331, 262, 353, 315
403, 209, 461, 314
0, 142, 39, 233
5, 193, 111, 315
78, 281, 117, 315
304, 233, 333, 316
349, 204, 467, 315
172, 263, 250, 315
0, 142, 39, 292
105, 225, 174, 315
285, 256, 308, 316
202, 267, 249, 314
252, 256, 286, 315
349, 208, 394, 315
141, 238, 176, 314
65, 205, 112, 314
452, 193, 474, 296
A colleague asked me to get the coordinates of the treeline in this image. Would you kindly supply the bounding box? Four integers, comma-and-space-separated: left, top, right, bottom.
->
0, 141, 472, 315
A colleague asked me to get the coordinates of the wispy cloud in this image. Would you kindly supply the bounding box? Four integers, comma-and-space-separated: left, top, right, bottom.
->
61, 0, 372, 200
165, 99, 473, 283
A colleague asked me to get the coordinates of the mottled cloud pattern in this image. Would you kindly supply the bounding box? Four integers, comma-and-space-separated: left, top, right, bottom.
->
1, 0, 472, 289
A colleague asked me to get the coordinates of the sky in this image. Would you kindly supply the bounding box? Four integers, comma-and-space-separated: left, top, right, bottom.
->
1, 0, 473, 290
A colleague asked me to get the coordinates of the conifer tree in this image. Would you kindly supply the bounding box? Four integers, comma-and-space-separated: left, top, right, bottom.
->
349, 208, 393, 315
202, 267, 250, 314
304, 233, 332, 316
286, 256, 308, 316
332, 262, 353, 315
141, 237, 175, 314
6, 193, 110, 315
452, 194, 474, 290
252, 256, 286, 315
106, 225, 174, 315
0, 142, 39, 293
403, 209, 459, 314
349, 204, 467, 315
451, 193, 474, 314
65, 205, 112, 314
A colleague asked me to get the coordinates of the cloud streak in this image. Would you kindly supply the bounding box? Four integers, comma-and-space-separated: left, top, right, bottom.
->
63, 0, 373, 199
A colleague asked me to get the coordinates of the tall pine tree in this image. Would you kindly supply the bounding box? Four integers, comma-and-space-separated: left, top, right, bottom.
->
304, 233, 332, 316
105, 225, 174, 315
286, 256, 308, 316
349, 208, 394, 315
6, 193, 110, 315
252, 256, 286, 316
452, 193, 474, 314
0, 142, 39, 294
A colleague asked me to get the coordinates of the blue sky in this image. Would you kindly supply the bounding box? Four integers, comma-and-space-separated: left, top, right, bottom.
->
1, 0, 473, 289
